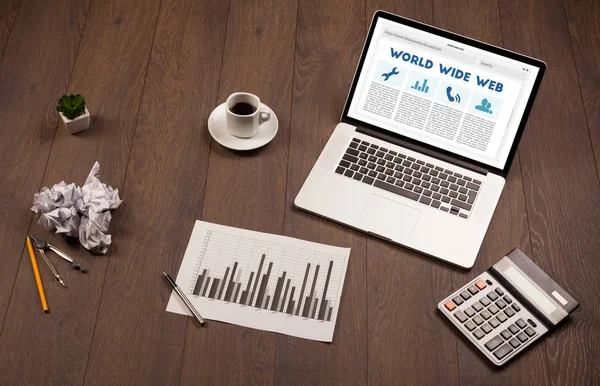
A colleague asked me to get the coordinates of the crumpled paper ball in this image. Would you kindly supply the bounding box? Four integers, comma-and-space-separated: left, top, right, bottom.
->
31, 162, 122, 254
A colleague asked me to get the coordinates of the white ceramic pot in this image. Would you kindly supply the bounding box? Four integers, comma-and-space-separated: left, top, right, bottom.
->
60, 107, 90, 134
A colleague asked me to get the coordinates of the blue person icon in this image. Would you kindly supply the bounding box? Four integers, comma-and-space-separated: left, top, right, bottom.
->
475, 98, 493, 114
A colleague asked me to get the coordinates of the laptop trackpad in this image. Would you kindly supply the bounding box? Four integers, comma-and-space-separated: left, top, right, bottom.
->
357, 194, 421, 243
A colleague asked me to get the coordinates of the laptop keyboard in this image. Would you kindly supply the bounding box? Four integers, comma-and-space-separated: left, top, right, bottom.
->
335, 137, 482, 218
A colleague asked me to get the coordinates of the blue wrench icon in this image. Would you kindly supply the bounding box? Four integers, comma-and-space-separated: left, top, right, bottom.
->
381, 67, 400, 81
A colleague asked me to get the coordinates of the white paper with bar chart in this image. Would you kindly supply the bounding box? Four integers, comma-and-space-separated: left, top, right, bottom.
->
166, 221, 351, 342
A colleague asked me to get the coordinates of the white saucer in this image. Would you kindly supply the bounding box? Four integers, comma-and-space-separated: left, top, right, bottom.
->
208, 102, 278, 151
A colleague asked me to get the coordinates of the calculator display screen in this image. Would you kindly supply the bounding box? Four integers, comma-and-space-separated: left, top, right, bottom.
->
504, 266, 557, 315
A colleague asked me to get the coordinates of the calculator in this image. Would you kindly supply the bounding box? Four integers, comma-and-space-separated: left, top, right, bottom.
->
438, 248, 579, 366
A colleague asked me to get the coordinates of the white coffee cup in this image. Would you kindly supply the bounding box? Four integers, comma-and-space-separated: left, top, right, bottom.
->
225, 92, 271, 138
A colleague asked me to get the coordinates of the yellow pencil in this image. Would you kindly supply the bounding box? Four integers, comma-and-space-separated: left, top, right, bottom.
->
26, 236, 49, 313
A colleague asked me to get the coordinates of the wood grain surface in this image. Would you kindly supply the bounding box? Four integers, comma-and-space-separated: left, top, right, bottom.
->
0, 0, 598, 384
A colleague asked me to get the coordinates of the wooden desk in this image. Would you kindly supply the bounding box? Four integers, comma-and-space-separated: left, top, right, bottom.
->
0, 0, 598, 384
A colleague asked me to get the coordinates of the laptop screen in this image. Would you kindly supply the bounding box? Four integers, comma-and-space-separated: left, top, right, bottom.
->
344, 13, 545, 174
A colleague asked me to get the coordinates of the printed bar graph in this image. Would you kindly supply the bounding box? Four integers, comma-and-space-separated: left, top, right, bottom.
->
411, 78, 429, 93
187, 252, 339, 322
167, 221, 350, 342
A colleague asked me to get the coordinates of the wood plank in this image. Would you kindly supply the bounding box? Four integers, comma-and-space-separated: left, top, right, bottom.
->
434, 0, 550, 382
274, 0, 367, 384
0, 0, 21, 60
81, 0, 229, 384
498, 0, 600, 384
564, 0, 600, 179
0, 0, 161, 384
363, 2, 459, 385
178, 0, 297, 384
0, 0, 88, 337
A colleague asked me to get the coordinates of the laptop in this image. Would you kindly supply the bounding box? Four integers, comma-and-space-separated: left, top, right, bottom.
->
294, 11, 546, 269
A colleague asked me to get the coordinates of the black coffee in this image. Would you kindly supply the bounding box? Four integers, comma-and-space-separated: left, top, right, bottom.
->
230, 102, 257, 115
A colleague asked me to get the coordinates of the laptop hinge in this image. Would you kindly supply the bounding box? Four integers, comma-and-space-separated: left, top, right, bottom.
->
354, 125, 488, 176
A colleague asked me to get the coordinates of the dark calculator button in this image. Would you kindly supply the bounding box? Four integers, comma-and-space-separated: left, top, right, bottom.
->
358, 145, 367, 151
487, 292, 498, 301
421, 167, 430, 173
516, 332, 528, 343
402, 160, 411, 167
347, 148, 360, 156
449, 191, 458, 198
384, 168, 394, 176
384, 154, 394, 161
448, 175, 457, 183
389, 150, 397, 156
368, 155, 377, 162
351, 138, 360, 143
500, 329, 512, 340
488, 304, 499, 315
362, 176, 375, 185
362, 141, 370, 146
367, 148, 376, 155
460, 290, 471, 300
509, 337, 521, 348
454, 310, 467, 323
480, 310, 491, 320
524, 327, 536, 337
516, 319, 527, 329
452, 296, 464, 306
340, 160, 351, 168
335, 167, 345, 174
464, 307, 475, 318
370, 144, 379, 149
457, 179, 466, 187
472, 315, 484, 326
432, 200, 441, 208
417, 160, 425, 165
380, 147, 388, 152
464, 320, 476, 331
414, 186, 423, 194
496, 299, 507, 309
472, 302, 483, 312
411, 163, 420, 170
481, 323, 492, 334
496, 312, 507, 323
377, 159, 386, 165
405, 183, 414, 190
508, 324, 520, 334
528, 319, 537, 328
360, 167, 369, 174
376, 151, 385, 157
386, 161, 395, 168
350, 164, 359, 171
495, 288, 504, 296
358, 159, 367, 166
359, 152, 368, 159
480, 297, 491, 307
473, 329, 485, 340
489, 317, 500, 329
512, 303, 521, 312
503, 296, 512, 304
467, 285, 479, 295
493, 343, 513, 360
353, 173, 363, 181
386, 177, 395, 184
486, 279, 493, 286
504, 307, 515, 317
376, 166, 385, 173
407, 157, 416, 162
344, 169, 354, 177
485, 335, 504, 351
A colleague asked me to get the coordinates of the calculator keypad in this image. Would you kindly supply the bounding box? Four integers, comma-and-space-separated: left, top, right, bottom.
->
439, 272, 547, 365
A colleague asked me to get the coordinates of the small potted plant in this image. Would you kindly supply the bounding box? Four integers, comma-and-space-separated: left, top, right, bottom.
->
56, 94, 90, 134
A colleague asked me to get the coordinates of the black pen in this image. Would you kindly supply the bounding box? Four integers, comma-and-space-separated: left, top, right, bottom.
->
163, 271, 205, 326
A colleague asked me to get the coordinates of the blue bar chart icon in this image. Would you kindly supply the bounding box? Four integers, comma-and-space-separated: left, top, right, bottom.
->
411, 78, 430, 93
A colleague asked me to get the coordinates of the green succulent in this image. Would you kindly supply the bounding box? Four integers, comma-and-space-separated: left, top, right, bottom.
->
56, 94, 86, 120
